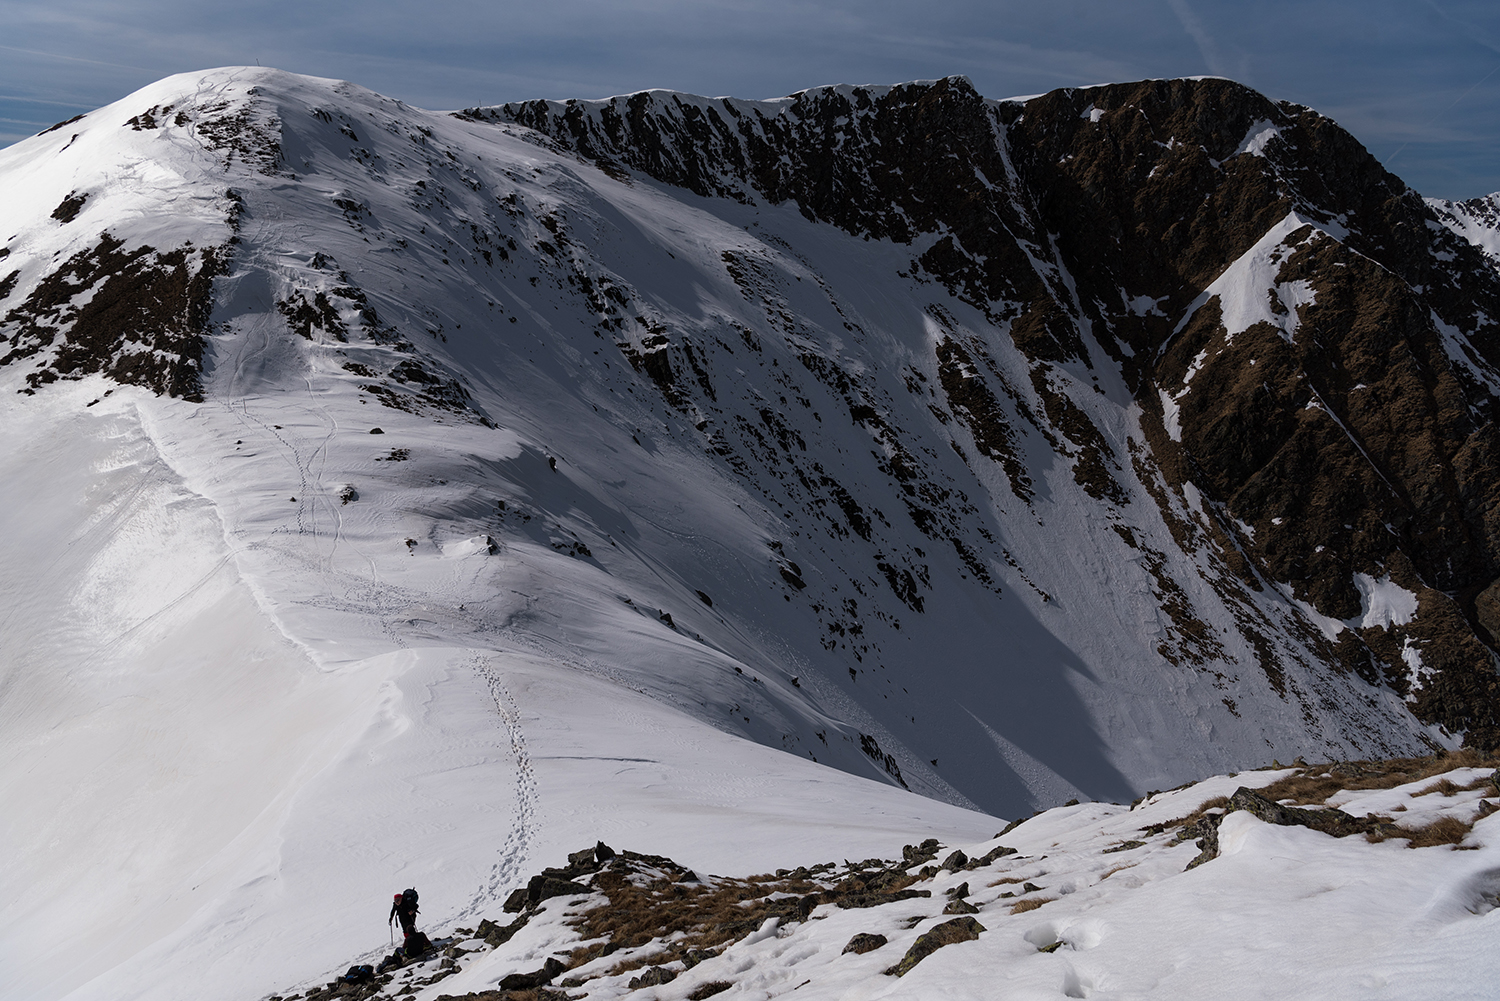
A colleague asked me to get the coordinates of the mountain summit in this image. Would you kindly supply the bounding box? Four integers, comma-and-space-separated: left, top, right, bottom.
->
5, 66, 1500, 999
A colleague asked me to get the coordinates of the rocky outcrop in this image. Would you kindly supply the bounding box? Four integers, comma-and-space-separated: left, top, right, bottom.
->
478, 75, 1500, 749
1226, 785, 1397, 838
885, 916, 986, 977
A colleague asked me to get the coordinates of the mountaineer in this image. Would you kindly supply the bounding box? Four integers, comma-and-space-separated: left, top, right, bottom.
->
385, 887, 431, 961
390, 887, 420, 937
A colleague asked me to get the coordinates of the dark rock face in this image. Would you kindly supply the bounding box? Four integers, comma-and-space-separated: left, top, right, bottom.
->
483, 75, 1500, 750
0, 234, 224, 399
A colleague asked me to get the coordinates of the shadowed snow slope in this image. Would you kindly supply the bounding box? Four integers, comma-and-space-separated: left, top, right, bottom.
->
5, 66, 1500, 1000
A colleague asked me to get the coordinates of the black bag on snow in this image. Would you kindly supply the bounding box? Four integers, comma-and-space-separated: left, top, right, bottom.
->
340, 964, 375, 984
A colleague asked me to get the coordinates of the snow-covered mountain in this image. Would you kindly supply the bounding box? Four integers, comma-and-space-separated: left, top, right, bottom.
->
5, 67, 1500, 1000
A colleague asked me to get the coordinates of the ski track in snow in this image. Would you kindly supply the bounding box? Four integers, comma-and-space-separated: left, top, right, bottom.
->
465, 656, 538, 919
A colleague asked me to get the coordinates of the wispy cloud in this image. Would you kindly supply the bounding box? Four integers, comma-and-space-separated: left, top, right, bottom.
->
1164, 0, 1227, 76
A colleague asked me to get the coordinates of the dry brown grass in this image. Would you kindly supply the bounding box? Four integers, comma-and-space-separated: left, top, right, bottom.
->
602, 953, 662, 978
1255, 752, 1500, 807
563, 942, 606, 969
1401, 816, 1474, 848
553, 859, 835, 986
986, 875, 1029, 887
1417, 778, 1462, 797
573, 868, 816, 956
1099, 863, 1137, 880
1009, 897, 1054, 915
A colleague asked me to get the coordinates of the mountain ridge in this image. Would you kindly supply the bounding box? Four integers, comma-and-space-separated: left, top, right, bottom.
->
7, 65, 1500, 1001
5, 68, 1499, 816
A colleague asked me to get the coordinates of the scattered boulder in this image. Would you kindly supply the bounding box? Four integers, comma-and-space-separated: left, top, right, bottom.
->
475, 915, 526, 947
499, 956, 565, 990
502, 872, 593, 913
969, 844, 1017, 867
1183, 818, 1220, 870
943, 898, 980, 914
945, 881, 970, 899
885, 916, 986, 977
688, 983, 733, 1000
940, 850, 968, 870
530, 873, 591, 905
843, 932, 889, 954
902, 838, 941, 865
628, 966, 678, 988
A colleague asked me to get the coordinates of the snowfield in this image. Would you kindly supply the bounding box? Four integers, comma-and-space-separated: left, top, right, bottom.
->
3, 66, 1500, 1000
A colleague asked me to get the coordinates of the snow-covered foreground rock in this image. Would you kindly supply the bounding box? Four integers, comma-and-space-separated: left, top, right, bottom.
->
282, 757, 1500, 1001
6, 65, 1500, 1000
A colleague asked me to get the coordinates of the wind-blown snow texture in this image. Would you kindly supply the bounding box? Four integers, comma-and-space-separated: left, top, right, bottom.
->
5, 67, 1500, 1000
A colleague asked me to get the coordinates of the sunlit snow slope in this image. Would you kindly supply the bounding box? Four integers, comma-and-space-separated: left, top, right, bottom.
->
5, 66, 1500, 1001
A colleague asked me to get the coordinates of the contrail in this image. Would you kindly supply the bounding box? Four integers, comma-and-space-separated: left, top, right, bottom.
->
1385, 60, 1500, 167
1165, 0, 1227, 77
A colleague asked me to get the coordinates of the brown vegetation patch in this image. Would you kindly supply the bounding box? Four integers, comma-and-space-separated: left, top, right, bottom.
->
1009, 897, 1054, 915
986, 875, 1029, 886
1398, 816, 1474, 848
1254, 752, 1500, 806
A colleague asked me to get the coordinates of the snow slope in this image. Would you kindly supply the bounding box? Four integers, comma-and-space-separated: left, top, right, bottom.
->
3, 67, 1498, 1000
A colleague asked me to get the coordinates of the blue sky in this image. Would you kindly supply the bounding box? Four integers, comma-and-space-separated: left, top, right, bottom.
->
1, 0, 1497, 198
